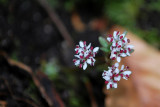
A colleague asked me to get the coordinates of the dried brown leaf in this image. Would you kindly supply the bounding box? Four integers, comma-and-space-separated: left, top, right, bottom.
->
104, 25, 160, 107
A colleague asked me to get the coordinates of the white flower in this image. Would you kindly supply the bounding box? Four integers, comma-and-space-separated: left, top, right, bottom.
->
107, 31, 134, 62
102, 63, 132, 89
102, 69, 112, 81
73, 41, 99, 70
122, 70, 132, 80
106, 81, 117, 89
114, 75, 121, 81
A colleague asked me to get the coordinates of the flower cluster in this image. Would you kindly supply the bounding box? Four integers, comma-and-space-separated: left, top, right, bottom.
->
73, 41, 99, 70
73, 31, 134, 90
102, 31, 134, 89
107, 31, 134, 62
102, 63, 131, 89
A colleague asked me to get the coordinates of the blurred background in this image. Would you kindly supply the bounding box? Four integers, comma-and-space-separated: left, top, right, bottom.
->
0, 0, 160, 107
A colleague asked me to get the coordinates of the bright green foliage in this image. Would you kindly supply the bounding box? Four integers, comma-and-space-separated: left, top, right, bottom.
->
99, 37, 108, 48
100, 47, 110, 53
0, 0, 8, 5
64, 0, 77, 11
123, 31, 127, 37
47, 0, 59, 8
146, 0, 160, 12
11, 51, 18, 61
129, 49, 134, 54
104, 0, 144, 26
104, 0, 160, 49
98, 37, 110, 53
41, 59, 60, 80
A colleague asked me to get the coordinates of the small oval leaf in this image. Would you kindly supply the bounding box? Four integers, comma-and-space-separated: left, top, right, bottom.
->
99, 37, 108, 48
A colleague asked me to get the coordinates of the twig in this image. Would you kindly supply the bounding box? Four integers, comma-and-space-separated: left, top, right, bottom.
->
2, 77, 14, 99
36, 71, 65, 107
1, 77, 39, 107
37, 0, 74, 48
7, 59, 54, 106
0, 52, 53, 106
84, 80, 98, 107
0, 51, 65, 107
14, 97, 39, 107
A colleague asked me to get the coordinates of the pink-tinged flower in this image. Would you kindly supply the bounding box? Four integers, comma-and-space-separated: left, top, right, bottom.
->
102, 63, 132, 89
106, 80, 118, 89
107, 31, 134, 62
73, 41, 99, 70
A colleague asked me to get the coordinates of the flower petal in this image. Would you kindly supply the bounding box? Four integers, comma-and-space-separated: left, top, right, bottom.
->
103, 76, 110, 81
78, 48, 83, 53
114, 76, 121, 81
102, 70, 107, 76
87, 59, 92, 65
113, 31, 117, 36
107, 37, 111, 42
118, 41, 122, 46
83, 62, 87, 70
108, 67, 112, 71
75, 48, 78, 51
123, 70, 132, 75
84, 51, 89, 57
107, 82, 112, 89
121, 53, 127, 57
115, 63, 119, 68
126, 51, 130, 56
121, 65, 124, 70
74, 55, 80, 58
123, 37, 128, 43
87, 43, 91, 49
127, 45, 134, 48
75, 60, 80, 66
113, 83, 117, 88
114, 68, 119, 74
110, 53, 116, 59
112, 42, 116, 46
119, 34, 125, 39
117, 57, 121, 62
93, 47, 99, 53
92, 58, 96, 62
79, 41, 84, 47
113, 31, 119, 40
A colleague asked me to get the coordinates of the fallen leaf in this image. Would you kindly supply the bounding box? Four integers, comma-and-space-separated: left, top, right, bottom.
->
104, 25, 160, 107
71, 12, 86, 32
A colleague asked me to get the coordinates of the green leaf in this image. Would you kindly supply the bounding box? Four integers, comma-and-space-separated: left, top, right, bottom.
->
129, 49, 134, 54
99, 37, 108, 48
100, 47, 110, 53
123, 31, 127, 36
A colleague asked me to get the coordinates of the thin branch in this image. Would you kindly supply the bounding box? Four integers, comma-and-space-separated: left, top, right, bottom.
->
2, 77, 14, 99
14, 97, 39, 107
0, 51, 65, 107
36, 71, 65, 107
7, 59, 54, 106
37, 0, 74, 48
84, 80, 98, 107
1, 77, 39, 107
